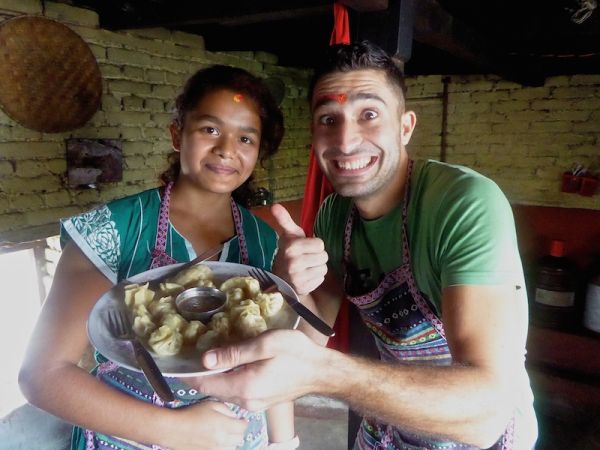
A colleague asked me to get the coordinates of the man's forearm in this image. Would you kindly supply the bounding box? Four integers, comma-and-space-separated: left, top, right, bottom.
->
315, 349, 515, 448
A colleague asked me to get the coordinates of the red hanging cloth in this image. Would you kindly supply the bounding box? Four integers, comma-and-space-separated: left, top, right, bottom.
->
299, 2, 350, 353
330, 2, 351, 45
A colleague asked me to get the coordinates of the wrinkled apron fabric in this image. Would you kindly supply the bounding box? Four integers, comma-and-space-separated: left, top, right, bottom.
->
347, 162, 514, 450
80, 182, 268, 450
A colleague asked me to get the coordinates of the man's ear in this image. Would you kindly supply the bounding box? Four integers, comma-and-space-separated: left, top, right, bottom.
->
400, 110, 417, 146
169, 122, 181, 152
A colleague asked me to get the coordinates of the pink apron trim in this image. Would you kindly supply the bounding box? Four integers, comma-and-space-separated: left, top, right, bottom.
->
149, 182, 178, 269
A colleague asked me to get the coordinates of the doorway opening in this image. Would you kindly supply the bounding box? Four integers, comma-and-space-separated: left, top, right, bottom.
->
0, 240, 48, 417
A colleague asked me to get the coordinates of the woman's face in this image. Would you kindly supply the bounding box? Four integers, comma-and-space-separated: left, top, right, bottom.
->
170, 88, 262, 195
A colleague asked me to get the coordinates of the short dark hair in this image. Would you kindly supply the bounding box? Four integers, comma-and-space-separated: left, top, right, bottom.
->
161, 65, 284, 206
308, 40, 407, 104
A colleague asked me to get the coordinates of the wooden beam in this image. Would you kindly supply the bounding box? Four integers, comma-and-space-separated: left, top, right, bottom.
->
413, 0, 491, 68
412, 0, 546, 85
351, 0, 415, 62
158, 6, 332, 28
339, 0, 388, 12
95, 0, 389, 30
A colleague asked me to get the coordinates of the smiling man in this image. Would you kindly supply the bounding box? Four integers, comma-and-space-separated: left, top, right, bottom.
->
194, 41, 538, 450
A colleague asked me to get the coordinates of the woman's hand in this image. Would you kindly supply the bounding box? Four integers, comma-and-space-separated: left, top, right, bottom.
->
159, 401, 248, 450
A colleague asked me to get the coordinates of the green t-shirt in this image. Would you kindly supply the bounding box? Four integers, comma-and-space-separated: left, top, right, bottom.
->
314, 159, 527, 316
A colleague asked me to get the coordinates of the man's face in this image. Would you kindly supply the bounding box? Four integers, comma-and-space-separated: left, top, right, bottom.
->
311, 69, 415, 202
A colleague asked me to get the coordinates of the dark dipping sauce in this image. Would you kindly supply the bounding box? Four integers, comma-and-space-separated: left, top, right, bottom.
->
175, 287, 226, 321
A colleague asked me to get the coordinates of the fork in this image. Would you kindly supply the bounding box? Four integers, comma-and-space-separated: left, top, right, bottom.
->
249, 267, 335, 337
106, 309, 175, 402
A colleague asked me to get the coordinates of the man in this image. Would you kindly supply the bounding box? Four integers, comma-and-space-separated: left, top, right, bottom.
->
194, 41, 538, 450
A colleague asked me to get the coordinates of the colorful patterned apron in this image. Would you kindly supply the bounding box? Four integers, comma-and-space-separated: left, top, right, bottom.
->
81, 182, 267, 450
346, 162, 514, 450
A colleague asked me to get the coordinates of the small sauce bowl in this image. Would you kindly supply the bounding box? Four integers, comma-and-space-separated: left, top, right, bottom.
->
175, 287, 226, 322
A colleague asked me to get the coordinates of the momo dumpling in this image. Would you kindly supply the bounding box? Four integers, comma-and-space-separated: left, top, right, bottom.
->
161, 312, 188, 332
124, 284, 140, 308
182, 320, 207, 344
159, 282, 185, 296
124, 283, 154, 309
229, 299, 260, 320
219, 276, 260, 299
148, 296, 177, 319
169, 264, 213, 287
194, 278, 216, 289
225, 287, 246, 309
132, 313, 156, 338
255, 292, 284, 318
209, 312, 230, 337
234, 310, 267, 339
196, 329, 221, 353
132, 303, 151, 318
148, 325, 183, 356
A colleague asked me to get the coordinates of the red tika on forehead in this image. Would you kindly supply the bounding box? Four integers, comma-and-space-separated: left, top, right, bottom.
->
233, 93, 244, 103
315, 94, 348, 105
317, 93, 348, 104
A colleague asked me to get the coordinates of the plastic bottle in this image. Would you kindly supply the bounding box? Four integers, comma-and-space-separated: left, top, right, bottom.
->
532, 239, 577, 330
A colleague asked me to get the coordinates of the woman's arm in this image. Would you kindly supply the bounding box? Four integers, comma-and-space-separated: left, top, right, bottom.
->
19, 242, 247, 450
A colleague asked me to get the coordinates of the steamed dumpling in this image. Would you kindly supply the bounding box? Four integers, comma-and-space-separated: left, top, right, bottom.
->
225, 287, 246, 309
234, 310, 267, 339
255, 292, 284, 318
196, 329, 221, 353
132, 312, 156, 338
159, 282, 185, 296
194, 278, 216, 289
162, 312, 188, 332
209, 312, 230, 337
182, 320, 207, 344
219, 276, 260, 299
229, 299, 261, 320
124, 283, 155, 309
169, 264, 213, 288
132, 303, 151, 318
148, 296, 177, 319
148, 325, 183, 356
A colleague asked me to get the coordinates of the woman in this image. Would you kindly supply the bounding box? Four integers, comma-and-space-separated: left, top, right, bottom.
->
19, 65, 297, 450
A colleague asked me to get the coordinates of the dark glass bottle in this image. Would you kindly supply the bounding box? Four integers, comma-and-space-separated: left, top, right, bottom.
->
532, 239, 577, 330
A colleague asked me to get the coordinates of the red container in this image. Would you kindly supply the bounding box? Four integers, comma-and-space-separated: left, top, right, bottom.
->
579, 176, 599, 197
561, 172, 582, 193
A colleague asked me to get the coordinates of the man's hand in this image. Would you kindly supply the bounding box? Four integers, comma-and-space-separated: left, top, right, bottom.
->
271, 204, 328, 295
191, 330, 331, 411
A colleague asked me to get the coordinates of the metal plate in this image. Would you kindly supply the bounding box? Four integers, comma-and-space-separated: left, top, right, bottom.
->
87, 261, 300, 377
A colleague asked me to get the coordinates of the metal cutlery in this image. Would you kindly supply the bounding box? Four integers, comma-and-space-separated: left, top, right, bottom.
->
106, 309, 175, 402
249, 267, 335, 337
125, 238, 233, 289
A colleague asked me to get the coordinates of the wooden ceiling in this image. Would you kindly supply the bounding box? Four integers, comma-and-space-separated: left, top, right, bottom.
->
66, 0, 600, 86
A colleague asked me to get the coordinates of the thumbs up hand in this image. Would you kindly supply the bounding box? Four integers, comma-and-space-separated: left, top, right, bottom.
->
270, 204, 329, 295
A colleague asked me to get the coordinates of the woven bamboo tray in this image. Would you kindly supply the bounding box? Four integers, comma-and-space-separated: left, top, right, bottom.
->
0, 16, 102, 133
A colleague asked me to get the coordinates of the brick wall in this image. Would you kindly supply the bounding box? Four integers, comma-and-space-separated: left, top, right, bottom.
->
0, 0, 312, 243
406, 75, 600, 209
0, 1, 598, 245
